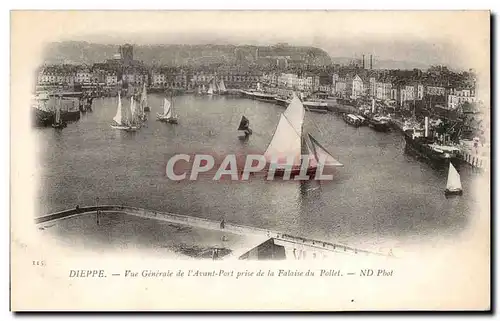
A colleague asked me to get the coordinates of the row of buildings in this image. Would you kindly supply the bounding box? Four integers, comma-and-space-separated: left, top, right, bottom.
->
37, 65, 268, 91
36, 65, 477, 111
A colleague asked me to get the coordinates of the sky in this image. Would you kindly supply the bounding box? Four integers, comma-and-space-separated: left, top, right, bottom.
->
14, 11, 490, 72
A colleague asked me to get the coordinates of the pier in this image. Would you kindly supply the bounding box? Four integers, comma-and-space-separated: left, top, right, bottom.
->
36, 205, 389, 260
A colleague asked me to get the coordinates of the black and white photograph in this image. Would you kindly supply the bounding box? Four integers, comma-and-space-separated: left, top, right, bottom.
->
10, 10, 491, 311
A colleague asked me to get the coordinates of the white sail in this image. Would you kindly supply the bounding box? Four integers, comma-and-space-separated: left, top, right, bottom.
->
207, 83, 214, 95
257, 83, 262, 91
162, 98, 173, 118
130, 97, 136, 122
283, 94, 305, 135
113, 92, 123, 125
264, 95, 305, 167
264, 114, 302, 166
140, 83, 148, 112
446, 163, 462, 191
218, 79, 227, 92
212, 79, 219, 93
308, 133, 343, 167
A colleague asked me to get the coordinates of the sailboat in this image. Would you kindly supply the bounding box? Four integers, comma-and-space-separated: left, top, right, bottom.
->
237, 115, 252, 137
110, 92, 138, 131
445, 162, 463, 196
264, 94, 343, 176
51, 97, 67, 129
130, 97, 141, 128
218, 79, 227, 94
207, 81, 215, 95
141, 83, 150, 112
156, 96, 178, 124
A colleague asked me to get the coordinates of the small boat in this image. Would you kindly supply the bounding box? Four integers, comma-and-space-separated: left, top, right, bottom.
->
218, 79, 227, 95
343, 113, 362, 127
141, 83, 150, 112
110, 92, 138, 131
238, 115, 252, 136
355, 115, 367, 126
156, 97, 178, 124
264, 94, 343, 176
368, 115, 391, 132
302, 100, 329, 112
445, 162, 463, 196
51, 97, 67, 129
207, 81, 215, 95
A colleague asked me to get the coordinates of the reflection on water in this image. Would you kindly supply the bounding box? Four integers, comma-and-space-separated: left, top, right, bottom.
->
35, 94, 479, 249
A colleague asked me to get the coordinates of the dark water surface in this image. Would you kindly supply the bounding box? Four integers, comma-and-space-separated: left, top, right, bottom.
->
35, 94, 478, 250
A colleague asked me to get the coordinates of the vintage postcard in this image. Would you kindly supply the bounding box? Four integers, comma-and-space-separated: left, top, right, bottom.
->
10, 10, 490, 311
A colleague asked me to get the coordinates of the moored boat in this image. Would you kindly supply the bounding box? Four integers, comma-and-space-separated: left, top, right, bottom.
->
404, 117, 461, 168
110, 92, 138, 131
343, 113, 362, 127
368, 115, 391, 132
157, 96, 178, 124
302, 100, 329, 112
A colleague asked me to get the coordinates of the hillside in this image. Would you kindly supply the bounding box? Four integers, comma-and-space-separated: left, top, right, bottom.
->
41, 41, 332, 66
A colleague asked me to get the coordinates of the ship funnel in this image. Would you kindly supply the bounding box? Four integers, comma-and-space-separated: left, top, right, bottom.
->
424, 116, 429, 138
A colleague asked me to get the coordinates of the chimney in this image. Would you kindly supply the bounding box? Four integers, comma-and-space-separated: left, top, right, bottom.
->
362, 55, 365, 69
370, 55, 373, 69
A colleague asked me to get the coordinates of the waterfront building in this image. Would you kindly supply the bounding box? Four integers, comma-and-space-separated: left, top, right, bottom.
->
334, 78, 348, 98
75, 68, 92, 84
426, 86, 446, 96
351, 74, 365, 100
151, 70, 167, 87
105, 73, 118, 86
416, 84, 424, 100
447, 88, 476, 110
123, 69, 149, 86
278, 73, 299, 89
375, 79, 393, 101
369, 77, 376, 97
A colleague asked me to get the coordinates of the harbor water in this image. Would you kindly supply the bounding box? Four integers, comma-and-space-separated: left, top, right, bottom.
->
34, 94, 480, 252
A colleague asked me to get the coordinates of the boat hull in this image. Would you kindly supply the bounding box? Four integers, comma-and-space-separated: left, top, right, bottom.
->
110, 124, 138, 132
52, 122, 67, 129
343, 114, 361, 127
404, 133, 460, 168
445, 189, 463, 196
307, 109, 328, 114
157, 114, 178, 124
368, 121, 391, 132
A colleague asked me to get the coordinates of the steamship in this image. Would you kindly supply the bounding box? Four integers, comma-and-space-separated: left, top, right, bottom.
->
404, 117, 461, 168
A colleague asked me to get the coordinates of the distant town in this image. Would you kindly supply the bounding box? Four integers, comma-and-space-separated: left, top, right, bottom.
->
35, 42, 486, 140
